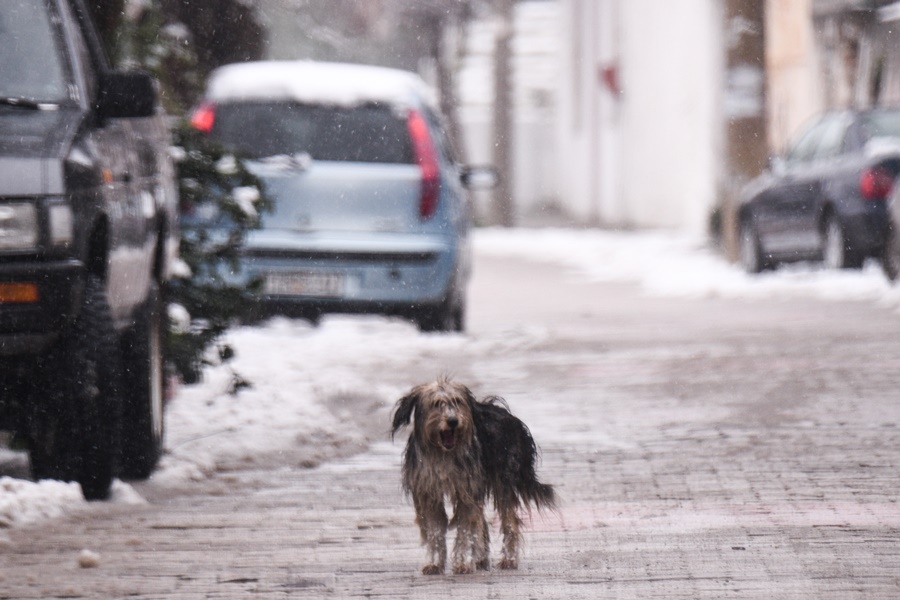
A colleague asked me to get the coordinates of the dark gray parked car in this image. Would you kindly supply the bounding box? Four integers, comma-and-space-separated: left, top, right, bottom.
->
738, 109, 900, 274
0, 0, 178, 499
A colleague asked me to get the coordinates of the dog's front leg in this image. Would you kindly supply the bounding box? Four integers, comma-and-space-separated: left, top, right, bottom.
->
416, 497, 448, 575
452, 502, 486, 574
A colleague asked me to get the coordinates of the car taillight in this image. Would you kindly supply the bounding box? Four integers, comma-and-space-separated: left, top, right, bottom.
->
407, 109, 440, 220
190, 101, 216, 133
860, 166, 894, 200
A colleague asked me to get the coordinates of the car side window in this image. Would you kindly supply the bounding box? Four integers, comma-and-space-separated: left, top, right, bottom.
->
811, 115, 850, 160
786, 118, 828, 165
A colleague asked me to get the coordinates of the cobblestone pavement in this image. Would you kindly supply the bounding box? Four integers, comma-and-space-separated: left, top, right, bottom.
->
3, 254, 900, 598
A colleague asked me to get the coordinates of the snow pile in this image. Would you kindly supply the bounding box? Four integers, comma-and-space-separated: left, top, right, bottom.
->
474, 227, 900, 305
0, 477, 83, 529
0, 477, 147, 531
156, 315, 470, 483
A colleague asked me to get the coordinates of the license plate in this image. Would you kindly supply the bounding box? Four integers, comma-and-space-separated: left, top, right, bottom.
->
264, 272, 345, 298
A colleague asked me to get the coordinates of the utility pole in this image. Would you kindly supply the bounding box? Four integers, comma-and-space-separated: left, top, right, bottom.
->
492, 0, 515, 227
722, 0, 768, 260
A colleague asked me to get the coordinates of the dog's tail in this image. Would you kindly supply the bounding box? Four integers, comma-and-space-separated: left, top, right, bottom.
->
519, 478, 557, 513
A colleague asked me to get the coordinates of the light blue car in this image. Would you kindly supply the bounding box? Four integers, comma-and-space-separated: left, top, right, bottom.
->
188, 61, 492, 331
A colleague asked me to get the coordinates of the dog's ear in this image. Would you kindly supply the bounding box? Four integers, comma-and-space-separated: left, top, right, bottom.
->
391, 389, 420, 438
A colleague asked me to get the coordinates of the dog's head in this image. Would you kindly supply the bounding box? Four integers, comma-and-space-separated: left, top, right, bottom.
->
392, 378, 476, 453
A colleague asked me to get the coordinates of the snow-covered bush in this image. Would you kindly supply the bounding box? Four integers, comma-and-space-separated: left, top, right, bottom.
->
166, 123, 270, 383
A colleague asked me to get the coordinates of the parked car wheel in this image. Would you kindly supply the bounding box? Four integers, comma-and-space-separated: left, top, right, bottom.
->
28, 276, 122, 501
739, 219, 767, 274
119, 281, 165, 480
822, 215, 863, 270
882, 227, 900, 281
416, 290, 465, 333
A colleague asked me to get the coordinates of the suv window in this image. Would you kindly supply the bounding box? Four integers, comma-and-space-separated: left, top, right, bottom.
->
0, 0, 69, 102
212, 102, 414, 164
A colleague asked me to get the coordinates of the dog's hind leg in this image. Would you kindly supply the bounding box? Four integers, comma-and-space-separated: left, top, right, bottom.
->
475, 513, 490, 571
498, 504, 523, 570
416, 497, 448, 575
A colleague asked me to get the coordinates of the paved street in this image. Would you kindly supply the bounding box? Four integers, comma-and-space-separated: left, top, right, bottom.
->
3, 250, 900, 598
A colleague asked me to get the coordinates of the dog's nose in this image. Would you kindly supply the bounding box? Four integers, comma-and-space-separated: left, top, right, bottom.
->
447, 415, 459, 430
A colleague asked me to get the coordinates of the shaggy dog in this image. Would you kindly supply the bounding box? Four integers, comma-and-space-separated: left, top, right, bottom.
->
391, 378, 556, 575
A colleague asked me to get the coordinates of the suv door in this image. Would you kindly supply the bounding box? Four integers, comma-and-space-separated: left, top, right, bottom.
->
61, 0, 150, 322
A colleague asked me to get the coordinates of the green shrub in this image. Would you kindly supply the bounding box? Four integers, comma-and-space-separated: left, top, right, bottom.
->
167, 122, 270, 383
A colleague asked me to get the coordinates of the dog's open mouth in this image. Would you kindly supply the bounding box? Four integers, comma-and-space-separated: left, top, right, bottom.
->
440, 429, 456, 450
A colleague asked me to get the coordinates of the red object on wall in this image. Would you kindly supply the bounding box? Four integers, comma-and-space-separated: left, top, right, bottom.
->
600, 63, 621, 97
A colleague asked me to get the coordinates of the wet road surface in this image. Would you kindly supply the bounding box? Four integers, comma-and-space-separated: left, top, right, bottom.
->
3, 252, 900, 598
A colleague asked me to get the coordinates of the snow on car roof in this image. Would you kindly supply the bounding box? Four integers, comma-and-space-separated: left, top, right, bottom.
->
204, 61, 437, 109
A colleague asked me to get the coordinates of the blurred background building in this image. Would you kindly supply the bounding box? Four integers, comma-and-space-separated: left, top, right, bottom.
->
247, 0, 900, 234
549, 0, 900, 235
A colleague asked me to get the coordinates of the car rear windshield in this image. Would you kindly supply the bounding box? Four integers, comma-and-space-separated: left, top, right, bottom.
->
0, 0, 69, 102
211, 102, 414, 164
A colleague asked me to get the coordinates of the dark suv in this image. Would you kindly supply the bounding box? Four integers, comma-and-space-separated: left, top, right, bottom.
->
0, 0, 178, 499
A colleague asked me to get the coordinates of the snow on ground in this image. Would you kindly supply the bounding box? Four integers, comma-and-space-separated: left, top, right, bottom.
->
475, 227, 900, 305
2, 227, 899, 532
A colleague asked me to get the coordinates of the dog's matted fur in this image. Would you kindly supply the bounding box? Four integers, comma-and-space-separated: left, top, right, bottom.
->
391, 377, 556, 575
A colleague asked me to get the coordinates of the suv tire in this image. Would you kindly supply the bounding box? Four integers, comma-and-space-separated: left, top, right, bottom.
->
28, 275, 122, 501
119, 281, 165, 479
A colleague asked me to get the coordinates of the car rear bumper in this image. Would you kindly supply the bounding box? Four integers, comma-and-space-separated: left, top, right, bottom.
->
230, 231, 466, 313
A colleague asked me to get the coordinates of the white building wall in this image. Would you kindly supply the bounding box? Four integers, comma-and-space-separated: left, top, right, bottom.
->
457, 1, 561, 224
623, 0, 721, 232
556, 0, 619, 224
767, 0, 822, 153
558, 0, 723, 233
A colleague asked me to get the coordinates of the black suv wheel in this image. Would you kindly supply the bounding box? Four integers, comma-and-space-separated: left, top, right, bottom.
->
119, 281, 165, 479
28, 276, 122, 501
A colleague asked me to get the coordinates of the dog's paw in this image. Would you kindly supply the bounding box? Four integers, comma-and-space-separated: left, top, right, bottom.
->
498, 558, 518, 570
452, 563, 474, 575
476, 558, 491, 571
421, 564, 443, 575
